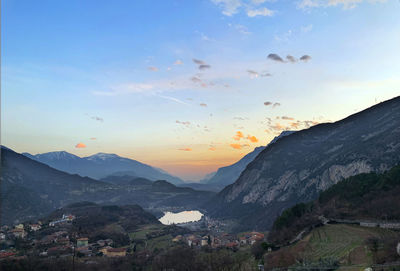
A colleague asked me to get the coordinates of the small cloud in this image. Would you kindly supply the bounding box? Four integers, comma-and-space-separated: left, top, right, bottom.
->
251, 0, 267, 4
286, 55, 297, 63
211, 0, 242, 16
174, 59, 183, 65
178, 147, 192, 151
148, 66, 159, 72
91, 116, 104, 122
200, 103, 207, 107
192, 58, 205, 65
191, 76, 202, 83
300, 55, 312, 62
199, 64, 211, 70
261, 72, 272, 77
230, 143, 242, 150
247, 135, 259, 143
235, 24, 251, 35
75, 143, 86, 148
281, 116, 294, 120
209, 146, 216, 151
233, 131, 244, 141
267, 53, 285, 62
230, 143, 249, 150
247, 7, 274, 17
89, 137, 97, 140
290, 122, 300, 129
271, 123, 284, 131
273, 102, 281, 107
176, 120, 191, 127
247, 70, 259, 79
264, 101, 272, 106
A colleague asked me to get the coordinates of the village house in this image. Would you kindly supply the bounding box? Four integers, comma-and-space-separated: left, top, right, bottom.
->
15, 224, 24, 230
249, 232, 265, 245
201, 236, 209, 246
77, 237, 89, 248
10, 228, 26, 239
172, 235, 183, 242
30, 224, 42, 232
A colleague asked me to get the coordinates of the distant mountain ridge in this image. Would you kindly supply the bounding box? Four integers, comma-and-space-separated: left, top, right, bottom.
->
200, 131, 295, 190
22, 151, 183, 185
1, 147, 215, 225
207, 96, 400, 231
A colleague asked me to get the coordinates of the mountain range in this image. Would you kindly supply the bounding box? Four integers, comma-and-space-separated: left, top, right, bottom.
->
207, 96, 400, 231
1, 147, 215, 225
22, 151, 183, 185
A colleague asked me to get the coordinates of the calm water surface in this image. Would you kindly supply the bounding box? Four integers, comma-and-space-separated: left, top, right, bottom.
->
159, 210, 203, 225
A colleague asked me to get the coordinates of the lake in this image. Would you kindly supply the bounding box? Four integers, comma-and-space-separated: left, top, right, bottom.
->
159, 210, 204, 225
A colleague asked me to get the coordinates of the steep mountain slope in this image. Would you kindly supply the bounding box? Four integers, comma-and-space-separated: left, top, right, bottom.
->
1, 147, 215, 225
269, 164, 400, 245
203, 131, 295, 190
207, 96, 400, 231
22, 151, 183, 185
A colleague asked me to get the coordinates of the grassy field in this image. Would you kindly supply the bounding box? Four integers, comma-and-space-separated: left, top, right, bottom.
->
266, 224, 400, 269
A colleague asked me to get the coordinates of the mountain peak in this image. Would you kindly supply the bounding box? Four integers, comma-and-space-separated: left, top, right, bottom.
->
35, 151, 80, 160
85, 153, 120, 161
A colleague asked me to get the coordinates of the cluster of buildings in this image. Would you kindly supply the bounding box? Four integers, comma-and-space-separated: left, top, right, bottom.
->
0, 214, 127, 261
172, 231, 265, 250
48, 214, 75, 227
74, 237, 126, 257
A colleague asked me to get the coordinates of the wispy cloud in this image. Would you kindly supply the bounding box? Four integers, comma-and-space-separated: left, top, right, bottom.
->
91, 116, 104, 122
176, 120, 191, 127
157, 95, 190, 105
211, 0, 275, 17
200, 103, 208, 107
199, 64, 211, 70
233, 131, 244, 140
174, 59, 184, 65
230, 143, 249, 149
148, 66, 159, 72
211, 0, 242, 16
247, 135, 259, 142
298, 0, 386, 10
247, 69, 271, 79
264, 101, 281, 107
192, 59, 205, 65
247, 7, 274, 17
178, 147, 192, 151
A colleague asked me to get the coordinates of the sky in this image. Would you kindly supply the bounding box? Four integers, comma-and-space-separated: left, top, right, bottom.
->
2, 0, 400, 181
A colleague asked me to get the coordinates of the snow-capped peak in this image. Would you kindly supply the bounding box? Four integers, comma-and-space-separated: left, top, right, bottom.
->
85, 152, 120, 161
36, 151, 80, 160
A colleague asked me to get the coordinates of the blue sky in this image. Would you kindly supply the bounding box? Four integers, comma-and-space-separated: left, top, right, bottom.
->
2, 0, 400, 180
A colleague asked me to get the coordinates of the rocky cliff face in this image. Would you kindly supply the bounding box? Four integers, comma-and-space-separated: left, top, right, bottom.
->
207, 96, 400, 231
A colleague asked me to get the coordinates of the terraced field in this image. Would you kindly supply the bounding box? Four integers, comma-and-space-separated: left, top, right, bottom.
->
265, 224, 400, 269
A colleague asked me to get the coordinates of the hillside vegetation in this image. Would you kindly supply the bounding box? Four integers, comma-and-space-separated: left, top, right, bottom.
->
269, 164, 400, 245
